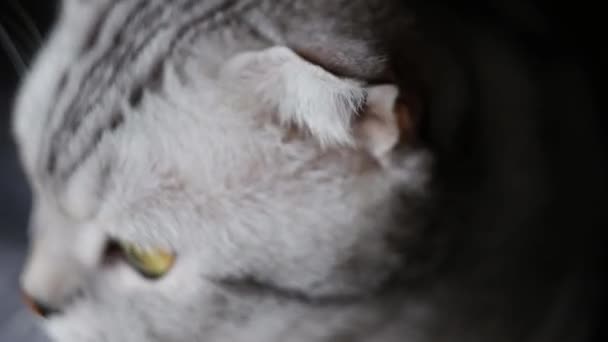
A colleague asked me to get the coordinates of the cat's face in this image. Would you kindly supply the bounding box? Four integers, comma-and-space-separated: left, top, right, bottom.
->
12, 1, 431, 341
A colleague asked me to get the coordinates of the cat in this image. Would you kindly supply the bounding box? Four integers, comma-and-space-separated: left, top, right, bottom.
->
11, 0, 606, 341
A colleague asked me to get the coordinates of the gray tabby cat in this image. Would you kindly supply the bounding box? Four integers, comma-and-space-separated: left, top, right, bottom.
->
12, 0, 605, 341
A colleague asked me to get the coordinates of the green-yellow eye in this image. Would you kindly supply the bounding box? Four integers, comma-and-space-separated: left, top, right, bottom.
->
120, 242, 175, 279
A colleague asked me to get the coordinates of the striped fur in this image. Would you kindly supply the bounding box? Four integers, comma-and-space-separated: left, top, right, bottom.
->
11, 1, 604, 342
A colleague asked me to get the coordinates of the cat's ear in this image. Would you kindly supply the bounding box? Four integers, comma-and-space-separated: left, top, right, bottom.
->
220, 46, 411, 159
353, 84, 411, 160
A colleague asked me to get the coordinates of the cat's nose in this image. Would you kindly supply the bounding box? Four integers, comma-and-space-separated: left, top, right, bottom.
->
21, 289, 61, 318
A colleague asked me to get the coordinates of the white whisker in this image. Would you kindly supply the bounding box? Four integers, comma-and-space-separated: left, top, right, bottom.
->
10, 1, 43, 45
0, 22, 26, 75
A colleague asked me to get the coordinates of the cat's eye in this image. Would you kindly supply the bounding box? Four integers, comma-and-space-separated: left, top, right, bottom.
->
118, 242, 175, 279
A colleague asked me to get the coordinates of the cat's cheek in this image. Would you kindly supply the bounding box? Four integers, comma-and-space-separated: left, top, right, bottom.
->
100, 261, 151, 291
101, 249, 202, 294
44, 306, 149, 342
43, 308, 107, 342
151, 253, 206, 296
94, 251, 206, 312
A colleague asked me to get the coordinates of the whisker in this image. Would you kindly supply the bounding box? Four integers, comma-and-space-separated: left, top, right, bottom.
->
0, 1, 47, 76
2, 15, 40, 57
9, 1, 43, 46
0, 22, 27, 76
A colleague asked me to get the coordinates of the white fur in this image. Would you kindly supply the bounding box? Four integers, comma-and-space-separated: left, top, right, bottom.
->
220, 46, 367, 147
14, 3, 432, 341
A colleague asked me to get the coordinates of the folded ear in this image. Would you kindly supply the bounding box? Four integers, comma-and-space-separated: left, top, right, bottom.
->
353, 84, 414, 160
220, 46, 410, 159
220, 46, 365, 147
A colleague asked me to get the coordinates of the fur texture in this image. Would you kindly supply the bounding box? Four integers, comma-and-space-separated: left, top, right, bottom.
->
11, 0, 605, 342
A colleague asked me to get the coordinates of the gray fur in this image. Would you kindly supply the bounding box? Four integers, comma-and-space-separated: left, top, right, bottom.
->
13, 1, 433, 341
11, 1, 604, 342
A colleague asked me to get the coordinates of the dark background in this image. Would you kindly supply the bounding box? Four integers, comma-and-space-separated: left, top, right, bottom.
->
0, 1, 604, 341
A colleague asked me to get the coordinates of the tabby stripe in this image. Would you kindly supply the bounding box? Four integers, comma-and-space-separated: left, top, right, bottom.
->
41, 1, 117, 174
59, 0, 156, 136
51, 0, 253, 182
58, 111, 124, 185
178, 0, 259, 50
45, 0, 153, 174
78, 1, 117, 56
51, 0, 199, 164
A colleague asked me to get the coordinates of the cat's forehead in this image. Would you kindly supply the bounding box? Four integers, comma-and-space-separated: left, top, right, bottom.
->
12, 1, 265, 204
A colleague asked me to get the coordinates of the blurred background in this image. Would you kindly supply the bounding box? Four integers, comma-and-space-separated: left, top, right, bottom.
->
0, 1, 605, 342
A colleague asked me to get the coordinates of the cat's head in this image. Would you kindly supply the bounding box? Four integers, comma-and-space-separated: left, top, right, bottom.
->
12, 4, 432, 341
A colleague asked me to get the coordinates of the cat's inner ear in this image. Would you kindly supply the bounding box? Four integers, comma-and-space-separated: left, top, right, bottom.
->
219, 46, 411, 159
354, 84, 411, 160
